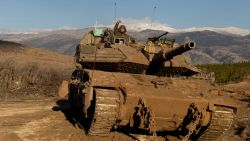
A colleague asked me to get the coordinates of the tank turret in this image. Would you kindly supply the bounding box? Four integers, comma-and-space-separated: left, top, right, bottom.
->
76, 25, 199, 77
146, 41, 196, 75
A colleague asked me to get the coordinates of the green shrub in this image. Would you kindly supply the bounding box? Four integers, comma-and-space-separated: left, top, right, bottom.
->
198, 61, 250, 84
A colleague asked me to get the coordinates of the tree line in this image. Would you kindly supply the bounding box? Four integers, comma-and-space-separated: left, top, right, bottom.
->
197, 61, 250, 84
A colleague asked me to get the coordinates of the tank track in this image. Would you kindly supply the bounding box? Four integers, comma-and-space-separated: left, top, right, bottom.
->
197, 106, 234, 141
88, 89, 120, 136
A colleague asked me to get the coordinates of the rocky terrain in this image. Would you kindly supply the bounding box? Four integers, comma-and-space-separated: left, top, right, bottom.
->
1, 28, 250, 64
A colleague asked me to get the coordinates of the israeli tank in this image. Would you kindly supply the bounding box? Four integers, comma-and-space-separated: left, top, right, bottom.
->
59, 20, 237, 140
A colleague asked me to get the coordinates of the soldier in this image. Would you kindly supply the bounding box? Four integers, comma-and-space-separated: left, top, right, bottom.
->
113, 20, 130, 45
103, 29, 112, 48
114, 20, 127, 36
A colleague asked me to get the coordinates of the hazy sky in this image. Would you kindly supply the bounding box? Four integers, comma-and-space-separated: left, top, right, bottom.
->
0, 0, 249, 30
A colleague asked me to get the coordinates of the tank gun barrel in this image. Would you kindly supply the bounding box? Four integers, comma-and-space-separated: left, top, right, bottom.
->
146, 41, 196, 75
164, 41, 196, 61
148, 32, 168, 42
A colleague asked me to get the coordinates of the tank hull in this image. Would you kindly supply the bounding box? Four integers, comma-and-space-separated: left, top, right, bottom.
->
87, 70, 235, 132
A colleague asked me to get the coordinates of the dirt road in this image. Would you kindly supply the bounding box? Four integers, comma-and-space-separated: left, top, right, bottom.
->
0, 100, 84, 141
0, 99, 178, 141
0, 100, 137, 141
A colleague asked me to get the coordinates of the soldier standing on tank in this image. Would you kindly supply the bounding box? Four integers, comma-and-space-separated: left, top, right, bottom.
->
113, 20, 130, 45
103, 29, 112, 48
114, 20, 127, 36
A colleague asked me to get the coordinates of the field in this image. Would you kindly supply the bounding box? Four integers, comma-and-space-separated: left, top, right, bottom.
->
0, 40, 74, 100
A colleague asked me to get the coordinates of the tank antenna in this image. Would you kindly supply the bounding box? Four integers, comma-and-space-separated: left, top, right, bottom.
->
114, 2, 117, 21
94, 21, 97, 30
151, 6, 157, 28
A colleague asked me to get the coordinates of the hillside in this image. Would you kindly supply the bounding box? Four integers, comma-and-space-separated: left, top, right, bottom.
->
0, 40, 74, 100
1, 28, 250, 64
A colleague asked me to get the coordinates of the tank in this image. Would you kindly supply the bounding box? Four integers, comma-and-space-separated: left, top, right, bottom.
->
59, 20, 237, 140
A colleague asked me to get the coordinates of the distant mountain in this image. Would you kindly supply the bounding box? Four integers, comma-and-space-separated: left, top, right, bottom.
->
0, 28, 250, 64
245, 34, 250, 39
0, 28, 92, 55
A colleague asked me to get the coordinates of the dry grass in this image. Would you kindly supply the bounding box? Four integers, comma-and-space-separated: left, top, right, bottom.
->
0, 41, 74, 100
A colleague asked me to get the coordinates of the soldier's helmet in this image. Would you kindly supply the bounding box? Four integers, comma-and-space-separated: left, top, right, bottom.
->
118, 25, 127, 34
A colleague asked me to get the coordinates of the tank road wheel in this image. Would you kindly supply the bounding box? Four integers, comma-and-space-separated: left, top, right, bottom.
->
88, 88, 120, 136
197, 106, 235, 141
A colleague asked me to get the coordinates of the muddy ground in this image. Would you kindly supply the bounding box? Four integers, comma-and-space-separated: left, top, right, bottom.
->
0, 99, 178, 141
0, 99, 136, 141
